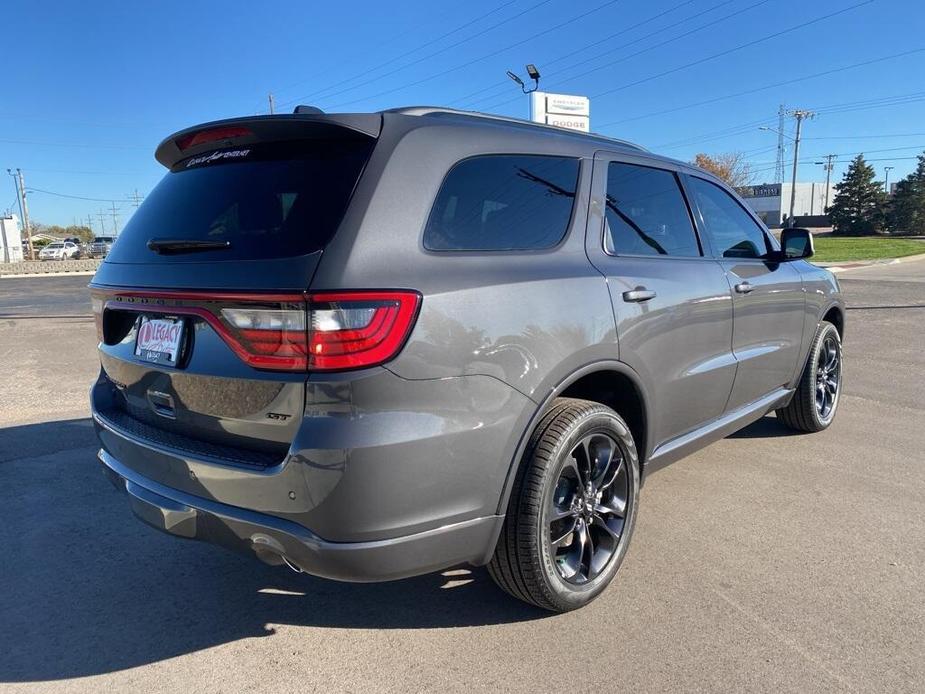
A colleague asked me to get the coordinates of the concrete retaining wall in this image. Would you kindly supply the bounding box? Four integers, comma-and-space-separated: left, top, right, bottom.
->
0, 259, 102, 276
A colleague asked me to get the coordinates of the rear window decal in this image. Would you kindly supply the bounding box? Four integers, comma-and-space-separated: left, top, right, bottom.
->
186, 149, 251, 168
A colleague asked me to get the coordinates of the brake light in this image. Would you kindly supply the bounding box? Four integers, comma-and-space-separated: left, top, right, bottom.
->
94, 289, 420, 373
307, 292, 421, 370
175, 126, 253, 151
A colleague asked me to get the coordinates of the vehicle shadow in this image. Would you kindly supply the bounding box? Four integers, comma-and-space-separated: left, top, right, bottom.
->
726, 414, 802, 439
0, 418, 546, 683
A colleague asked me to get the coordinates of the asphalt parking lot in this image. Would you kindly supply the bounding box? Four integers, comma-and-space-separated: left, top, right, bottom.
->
1, 265, 923, 693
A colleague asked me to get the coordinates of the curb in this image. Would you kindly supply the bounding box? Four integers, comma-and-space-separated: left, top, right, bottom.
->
816, 251, 925, 274
1, 271, 97, 279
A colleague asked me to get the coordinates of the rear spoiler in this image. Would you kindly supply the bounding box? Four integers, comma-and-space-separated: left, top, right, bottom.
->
154, 113, 382, 169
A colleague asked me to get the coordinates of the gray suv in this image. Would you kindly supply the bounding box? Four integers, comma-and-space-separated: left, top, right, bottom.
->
89, 107, 844, 612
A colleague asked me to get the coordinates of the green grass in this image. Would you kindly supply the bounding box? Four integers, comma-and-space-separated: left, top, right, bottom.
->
810, 236, 925, 263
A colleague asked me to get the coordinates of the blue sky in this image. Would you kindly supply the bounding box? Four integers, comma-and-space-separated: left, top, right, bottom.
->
3, 0, 923, 228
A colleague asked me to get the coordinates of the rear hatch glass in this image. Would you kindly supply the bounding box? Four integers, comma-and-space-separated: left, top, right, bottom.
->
92, 136, 374, 469
106, 139, 373, 263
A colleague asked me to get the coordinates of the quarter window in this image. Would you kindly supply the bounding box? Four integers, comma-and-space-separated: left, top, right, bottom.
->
604, 163, 700, 257
687, 177, 770, 259
424, 155, 579, 251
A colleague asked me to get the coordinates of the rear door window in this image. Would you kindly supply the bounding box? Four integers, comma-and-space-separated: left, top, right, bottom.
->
424, 154, 580, 251
604, 162, 700, 257
687, 176, 770, 259
107, 139, 373, 263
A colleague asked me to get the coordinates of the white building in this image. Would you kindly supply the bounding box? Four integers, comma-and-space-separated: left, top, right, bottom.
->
740, 182, 837, 227
0, 214, 24, 263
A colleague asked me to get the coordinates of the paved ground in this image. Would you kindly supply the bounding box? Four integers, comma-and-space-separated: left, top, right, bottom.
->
0, 266, 923, 693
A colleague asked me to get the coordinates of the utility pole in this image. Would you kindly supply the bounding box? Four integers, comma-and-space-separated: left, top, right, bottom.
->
87, 214, 94, 232
97, 209, 107, 234
787, 109, 814, 225
128, 189, 143, 207
8, 168, 35, 260
774, 104, 787, 185
110, 201, 120, 235
268, 93, 275, 114
815, 154, 837, 211
884, 166, 894, 195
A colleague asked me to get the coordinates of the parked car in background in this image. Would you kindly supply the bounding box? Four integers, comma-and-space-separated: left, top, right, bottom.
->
89, 107, 845, 612
39, 241, 79, 261
64, 237, 90, 259
89, 236, 116, 258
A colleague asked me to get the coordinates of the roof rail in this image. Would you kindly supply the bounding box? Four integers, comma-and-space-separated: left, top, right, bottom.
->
384, 106, 647, 152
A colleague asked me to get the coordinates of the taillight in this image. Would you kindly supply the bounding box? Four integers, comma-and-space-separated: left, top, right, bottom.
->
92, 289, 421, 373
307, 291, 421, 370
220, 306, 309, 370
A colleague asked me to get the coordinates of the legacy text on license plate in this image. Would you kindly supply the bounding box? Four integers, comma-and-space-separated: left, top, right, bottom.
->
135, 316, 185, 366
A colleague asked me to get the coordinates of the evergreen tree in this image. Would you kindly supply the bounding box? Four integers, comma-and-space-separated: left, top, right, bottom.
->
888, 152, 925, 235
828, 155, 887, 236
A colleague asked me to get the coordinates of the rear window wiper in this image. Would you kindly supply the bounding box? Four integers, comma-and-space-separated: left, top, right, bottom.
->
146, 238, 231, 254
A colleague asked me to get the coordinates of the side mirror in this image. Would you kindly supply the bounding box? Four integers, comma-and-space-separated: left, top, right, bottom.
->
780, 227, 814, 260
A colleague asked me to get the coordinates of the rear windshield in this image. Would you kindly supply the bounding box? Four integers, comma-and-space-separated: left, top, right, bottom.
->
93, 237, 114, 243
107, 139, 373, 263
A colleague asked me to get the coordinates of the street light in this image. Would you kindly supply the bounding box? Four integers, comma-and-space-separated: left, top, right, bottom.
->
506, 64, 540, 94
758, 125, 794, 140
884, 166, 895, 194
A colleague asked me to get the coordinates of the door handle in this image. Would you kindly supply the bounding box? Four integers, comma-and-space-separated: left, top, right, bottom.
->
622, 288, 657, 303
734, 281, 754, 294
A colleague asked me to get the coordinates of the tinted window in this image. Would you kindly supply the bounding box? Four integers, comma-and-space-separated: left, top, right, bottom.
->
107, 139, 373, 263
424, 155, 579, 251
688, 177, 769, 259
604, 163, 700, 257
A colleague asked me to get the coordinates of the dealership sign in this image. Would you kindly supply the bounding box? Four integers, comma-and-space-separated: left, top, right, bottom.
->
530, 92, 590, 133
740, 183, 782, 198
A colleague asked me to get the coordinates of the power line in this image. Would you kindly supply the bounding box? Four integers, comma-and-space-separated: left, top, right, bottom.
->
590, 0, 873, 101
475, 0, 762, 111
274, 0, 520, 105
654, 90, 925, 151
595, 48, 925, 129
0, 138, 147, 150
747, 155, 923, 180
323, 0, 628, 110
25, 186, 134, 203
449, 0, 700, 107
281, 0, 560, 109
751, 144, 925, 166
805, 132, 925, 140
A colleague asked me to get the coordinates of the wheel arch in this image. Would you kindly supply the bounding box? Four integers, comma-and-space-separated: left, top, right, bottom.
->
822, 303, 845, 340
494, 360, 651, 517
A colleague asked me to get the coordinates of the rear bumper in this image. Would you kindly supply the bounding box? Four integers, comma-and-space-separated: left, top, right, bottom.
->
99, 447, 503, 582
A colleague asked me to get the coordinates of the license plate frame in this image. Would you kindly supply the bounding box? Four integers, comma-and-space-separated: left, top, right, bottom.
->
134, 315, 185, 366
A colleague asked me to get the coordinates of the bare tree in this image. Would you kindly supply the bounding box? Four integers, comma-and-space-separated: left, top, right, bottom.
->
692, 152, 753, 190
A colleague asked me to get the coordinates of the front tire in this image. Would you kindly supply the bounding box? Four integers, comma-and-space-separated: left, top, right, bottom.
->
488, 398, 640, 612
776, 320, 842, 432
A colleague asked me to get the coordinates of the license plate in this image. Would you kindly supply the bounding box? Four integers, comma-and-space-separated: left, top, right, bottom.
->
135, 316, 185, 366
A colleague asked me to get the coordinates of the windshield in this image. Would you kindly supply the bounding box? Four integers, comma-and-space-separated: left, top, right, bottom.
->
106, 139, 373, 263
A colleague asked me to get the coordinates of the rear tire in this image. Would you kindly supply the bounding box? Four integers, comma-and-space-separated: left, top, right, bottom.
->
488, 398, 640, 612
776, 320, 842, 432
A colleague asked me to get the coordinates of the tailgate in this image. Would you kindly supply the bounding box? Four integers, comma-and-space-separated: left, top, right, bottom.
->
89, 114, 378, 466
